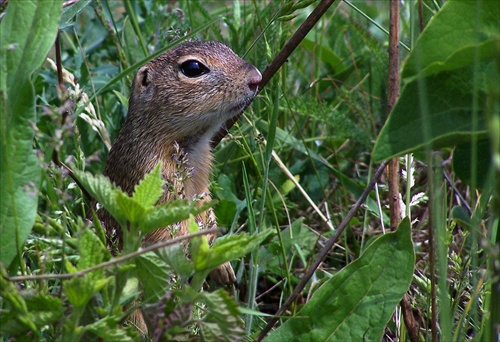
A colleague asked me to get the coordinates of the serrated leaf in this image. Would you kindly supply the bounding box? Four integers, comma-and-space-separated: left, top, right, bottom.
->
136, 252, 171, 303
78, 228, 108, 282
64, 276, 110, 308
141, 200, 215, 235
0, 0, 62, 267
265, 218, 414, 341
115, 190, 147, 225
199, 290, 244, 342
74, 170, 128, 226
156, 244, 194, 280
132, 162, 165, 208
86, 316, 136, 342
193, 230, 273, 272
24, 295, 63, 328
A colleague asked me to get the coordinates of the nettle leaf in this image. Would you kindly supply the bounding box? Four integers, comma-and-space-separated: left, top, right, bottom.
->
141, 200, 215, 235
24, 295, 63, 329
132, 162, 165, 208
265, 218, 414, 342
86, 316, 136, 342
115, 191, 147, 225
64, 276, 110, 308
136, 252, 171, 303
78, 228, 109, 282
0, 0, 62, 267
199, 290, 245, 341
155, 244, 194, 280
74, 170, 128, 226
192, 228, 273, 273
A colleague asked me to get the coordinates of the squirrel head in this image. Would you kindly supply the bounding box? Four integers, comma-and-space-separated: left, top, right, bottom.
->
127, 41, 261, 142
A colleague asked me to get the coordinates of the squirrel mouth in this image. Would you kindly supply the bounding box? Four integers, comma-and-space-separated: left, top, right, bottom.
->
229, 98, 251, 114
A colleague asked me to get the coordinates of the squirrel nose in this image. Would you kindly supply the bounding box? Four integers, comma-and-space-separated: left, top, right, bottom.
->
247, 67, 262, 93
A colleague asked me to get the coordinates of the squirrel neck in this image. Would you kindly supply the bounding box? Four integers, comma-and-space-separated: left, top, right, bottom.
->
105, 119, 214, 202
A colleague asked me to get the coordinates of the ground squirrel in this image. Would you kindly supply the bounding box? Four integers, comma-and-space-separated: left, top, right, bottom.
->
99, 41, 261, 287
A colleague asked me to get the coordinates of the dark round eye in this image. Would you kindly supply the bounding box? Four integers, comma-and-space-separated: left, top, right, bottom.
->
180, 60, 209, 77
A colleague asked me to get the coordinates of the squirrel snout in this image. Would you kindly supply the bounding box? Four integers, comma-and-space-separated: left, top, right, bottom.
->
247, 67, 262, 93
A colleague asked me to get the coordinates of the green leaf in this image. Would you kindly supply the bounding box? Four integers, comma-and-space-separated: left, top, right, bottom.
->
59, 0, 92, 29
115, 190, 147, 225
0, 0, 62, 267
265, 218, 414, 341
141, 200, 215, 235
132, 162, 164, 208
451, 206, 472, 231
372, 0, 499, 162
24, 295, 63, 329
452, 139, 491, 190
372, 68, 488, 161
301, 37, 345, 73
64, 276, 110, 308
198, 290, 245, 341
74, 170, 130, 227
402, 0, 500, 80
192, 230, 273, 272
78, 228, 109, 282
86, 316, 136, 342
155, 244, 194, 280
136, 252, 171, 303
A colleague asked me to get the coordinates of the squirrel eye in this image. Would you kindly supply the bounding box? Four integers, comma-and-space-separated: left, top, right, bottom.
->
180, 60, 209, 77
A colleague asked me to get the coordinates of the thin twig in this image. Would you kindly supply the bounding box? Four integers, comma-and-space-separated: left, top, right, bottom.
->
211, 0, 337, 148
255, 160, 389, 342
6, 228, 217, 282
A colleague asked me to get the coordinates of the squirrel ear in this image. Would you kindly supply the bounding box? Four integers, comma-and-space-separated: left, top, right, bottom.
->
137, 66, 151, 88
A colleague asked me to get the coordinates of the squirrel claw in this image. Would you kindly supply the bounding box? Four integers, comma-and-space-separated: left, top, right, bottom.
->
209, 261, 236, 285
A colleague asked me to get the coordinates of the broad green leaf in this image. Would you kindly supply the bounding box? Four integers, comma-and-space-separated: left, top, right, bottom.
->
452, 139, 491, 190
136, 252, 171, 303
372, 68, 488, 162
372, 0, 499, 162
199, 290, 245, 341
132, 162, 164, 208
141, 200, 215, 235
0, 0, 62, 267
265, 218, 414, 342
402, 0, 500, 80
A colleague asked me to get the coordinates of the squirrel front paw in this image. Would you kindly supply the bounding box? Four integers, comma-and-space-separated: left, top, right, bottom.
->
209, 261, 236, 285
